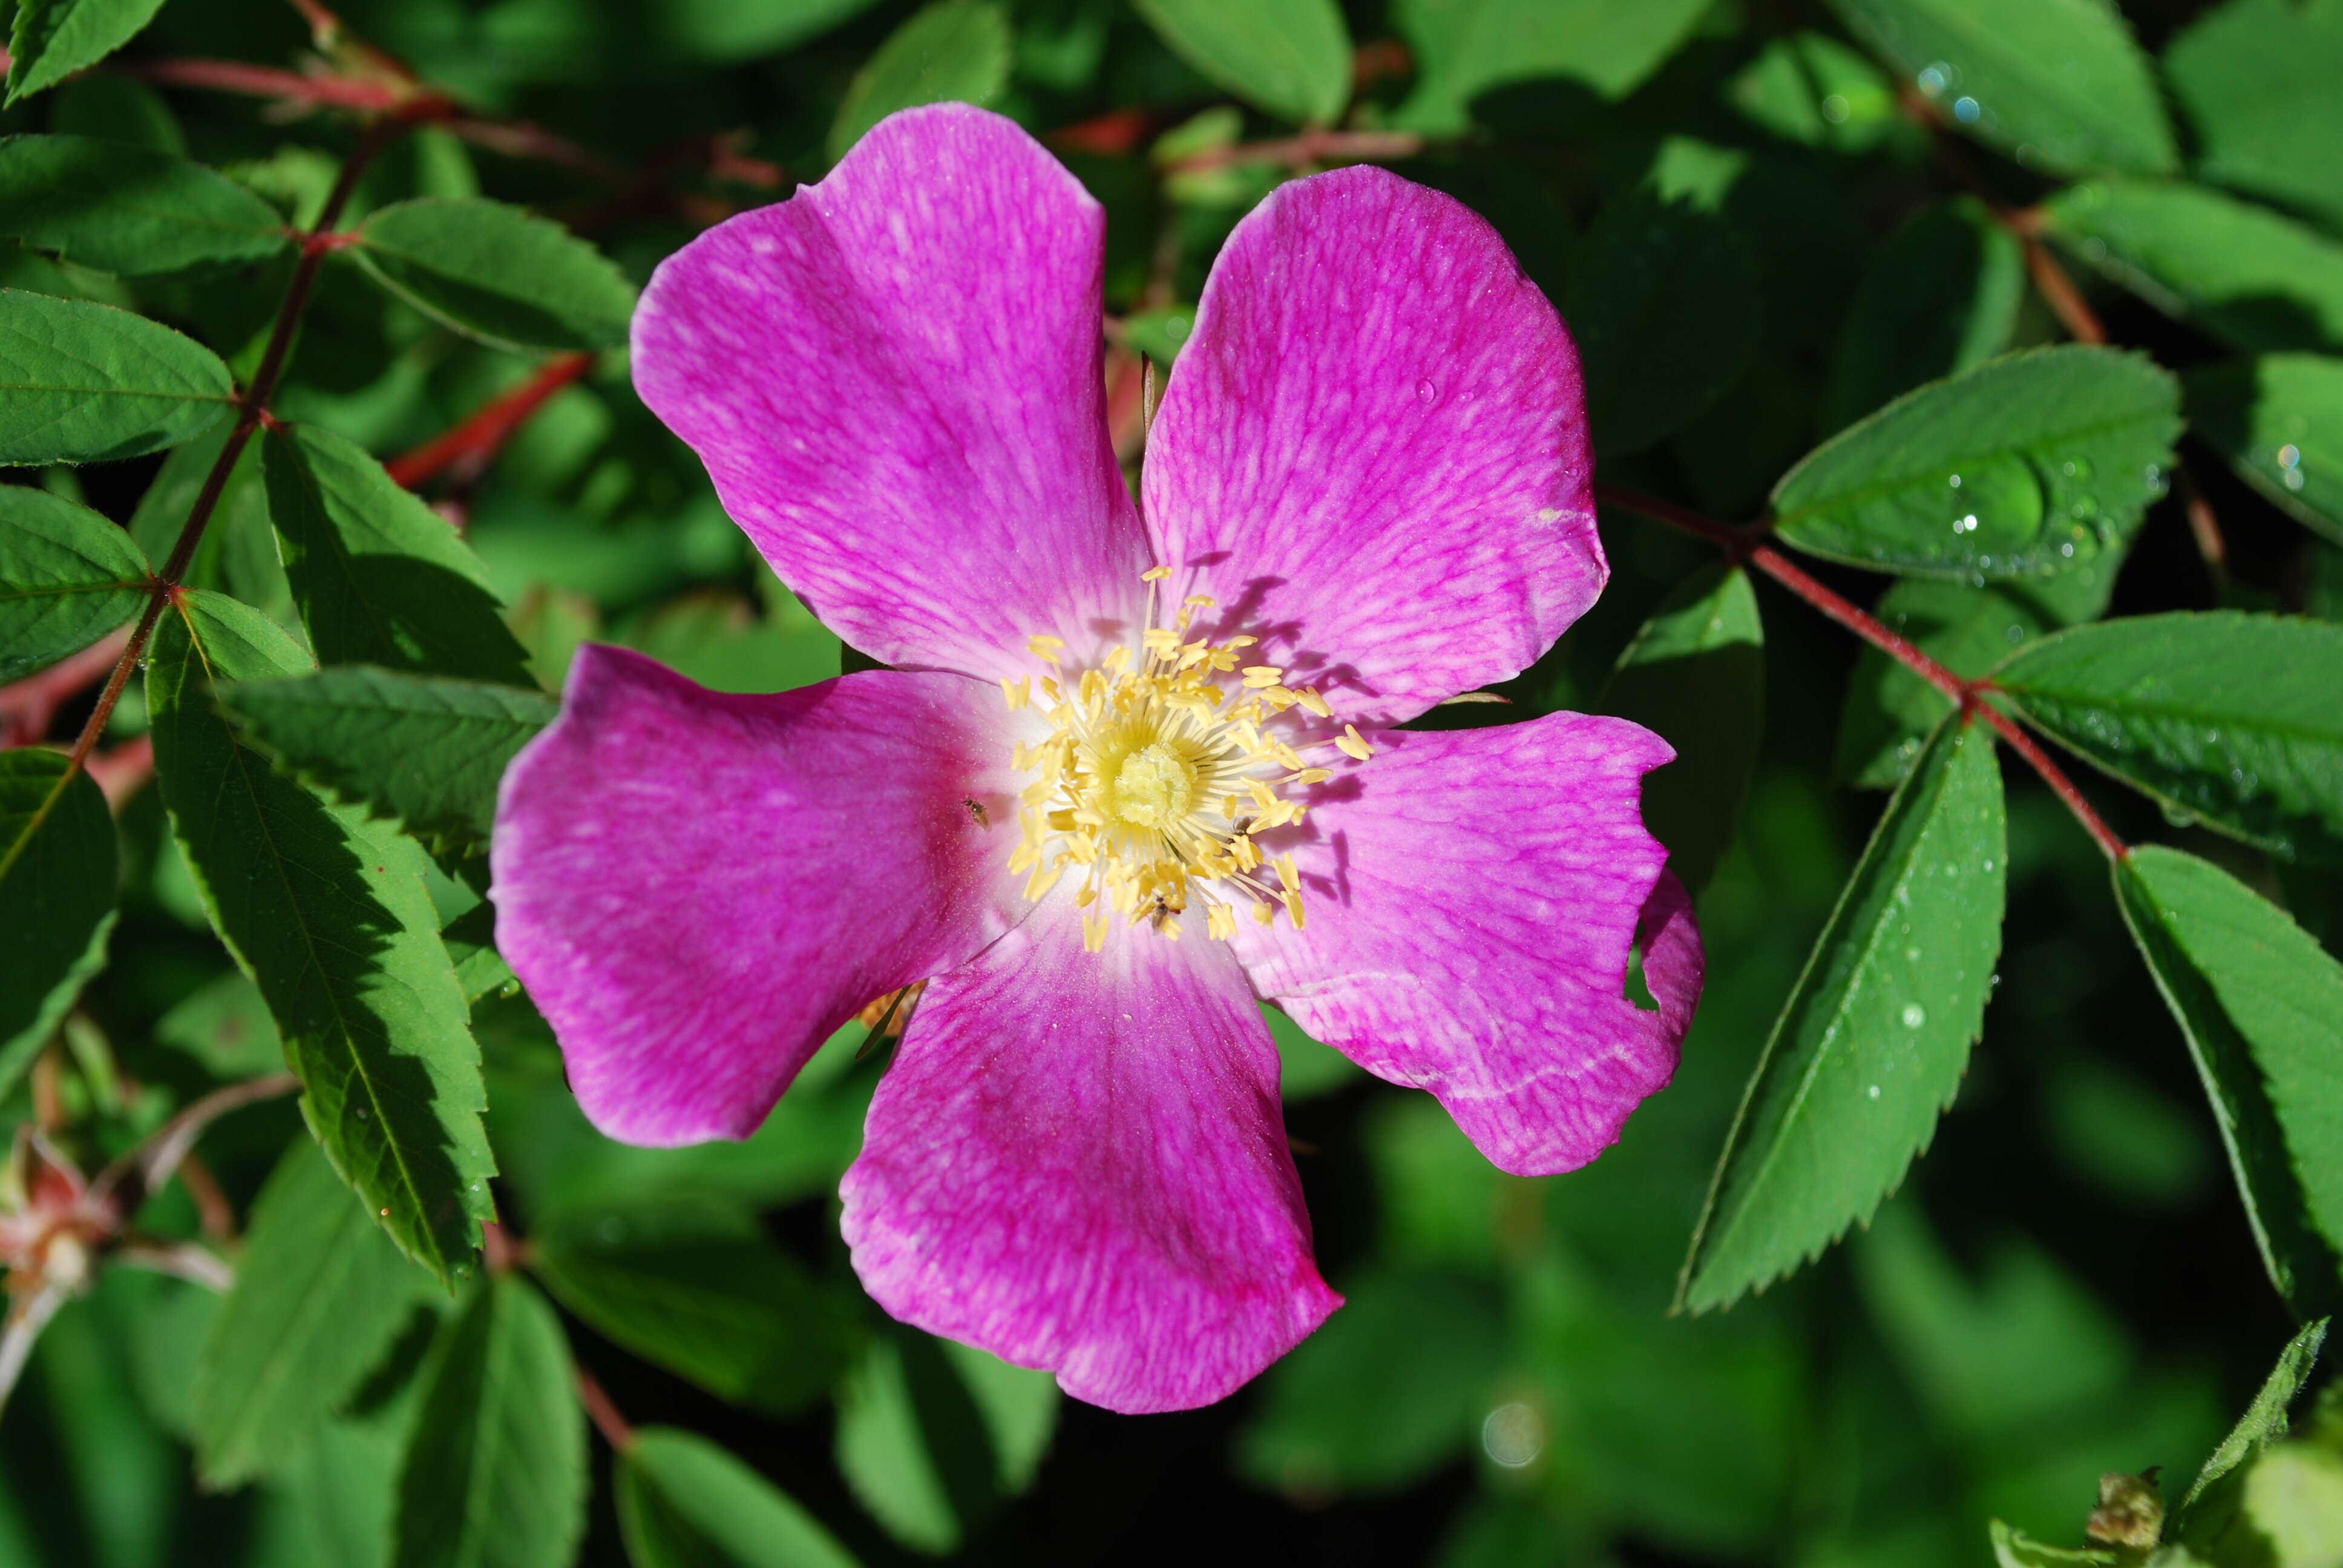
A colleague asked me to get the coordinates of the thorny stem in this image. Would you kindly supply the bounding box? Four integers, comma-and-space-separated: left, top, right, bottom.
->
1594, 485, 2131, 862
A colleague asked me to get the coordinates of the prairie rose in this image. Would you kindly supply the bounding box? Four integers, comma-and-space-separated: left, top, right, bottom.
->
492, 105, 1702, 1413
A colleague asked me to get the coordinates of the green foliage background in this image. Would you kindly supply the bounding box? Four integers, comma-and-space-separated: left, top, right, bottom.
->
2, 0, 2342, 1564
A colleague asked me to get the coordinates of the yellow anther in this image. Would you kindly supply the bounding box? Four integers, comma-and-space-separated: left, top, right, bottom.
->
1336, 724, 1373, 762
1207, 903, 1237, 941
1293, 687, 1332, 718
1026, 634, 1066, 665
1184, 594, 1216, 608
1240, 665, 1285, 688
1141, 566, 1172, 581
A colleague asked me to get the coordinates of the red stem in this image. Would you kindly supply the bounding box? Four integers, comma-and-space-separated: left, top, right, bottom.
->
575, 1365, 636, 1453
1595, 485, 2131, 860
387, 352, 593, 488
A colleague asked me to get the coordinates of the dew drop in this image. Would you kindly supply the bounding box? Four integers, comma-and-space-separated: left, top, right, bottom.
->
2062, 456, 2093, 481
1867, 1084, 1883, 1100
1953, 95, 1981, 123
1415, 378, 1438, 405
1821, 93, 1850, 123
1901, 1002, 1927, 1028
355, 1106, 370, 1120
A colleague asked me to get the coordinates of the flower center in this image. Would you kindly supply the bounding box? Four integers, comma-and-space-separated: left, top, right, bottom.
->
1001, 567, 1375, 952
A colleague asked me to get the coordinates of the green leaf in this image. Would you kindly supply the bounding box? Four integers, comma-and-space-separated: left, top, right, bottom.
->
530, 1196, 856, 1416
5, 0, 168, 105
1826, 197, 2025, 433
1827, 0, 2175, 175
1728, 32, 1899, 153
392, 1275, 586, 1568
1234, 1267, 1505, 1496
1598, 565, 1765, 895
2186, 354, 2343, 549
2042, 180, 2343, 355
2165, 0, 2343, 231
2115, 846, 2343, 1316
0, 748, 115, 1096
1565, 193, 1761, 457
0, 288, 233, 463
1992, 612, 2343, 861
0, 483, 148, 681
618, 1428, 865, 1568
834, 1332, 1060, 1554
440, 903, 514, 1004
147, 590, 496, 1286
1679, 717, 2007, 1312
1835, 581, 2049, 791
1133, 0, 1351, 126
2184, 1318, 2328, 1513
1771, 346, 2180, 583
350, 199, 636, 353
655, 0, 885, 61
129, 422, 288, 632
1120, 305, 1195, 368
153, 969, 283, 1078
826, 1, 1013, 163
263, 422, 532, 684
1392, 0, 1711, 134
0, 135, 289, 276
189, 1140, 435, 1486
216, 668, 554, 855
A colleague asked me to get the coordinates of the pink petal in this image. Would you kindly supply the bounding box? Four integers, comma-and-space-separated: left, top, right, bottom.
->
839, 898, 1340, 1414
631, 105, 1149, 682
490, 645, 1024, 1146
1233, 714, 1702, 1176
1140, 166, 1604, 724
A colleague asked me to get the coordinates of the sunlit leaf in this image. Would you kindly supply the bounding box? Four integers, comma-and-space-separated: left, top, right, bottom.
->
618, 1427, 865, 1568
5, 0, 168, 105
0, 288, 233, 463
0, 483, 148, 681
2116, 846, 2343, 1316
834, 1331, 1059, 1554
1772, 347, 2180, 584
1680, 717, 2006, 1312
148, 590, 495, 1285
1133, 0, 1351, 126
826, 1, 1012, 163
1393, 0, 1710, 133
0, 134, 289, 275
351, 198, 636, 352
1993, 612, 2343, 861
2186, 354, 2343, 549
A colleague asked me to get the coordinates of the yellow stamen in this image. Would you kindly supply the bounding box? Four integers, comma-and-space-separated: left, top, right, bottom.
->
1336, 724, 1373, 762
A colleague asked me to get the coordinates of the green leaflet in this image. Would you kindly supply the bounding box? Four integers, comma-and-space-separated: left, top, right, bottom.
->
0, 483, 149, 681
618, 1427, 864, 1568
1133, 0, 1351, 126
531, 1195, 856, 1416
2165, 0, 2343, 232
2183, 1318, 2328, 1514
826, 1, 1013, 162
264, 422, 533, 684
2185, 354, 2343, 549
216, 668, 555, 854
1826, 197, 2025, 434
189, 1140, 436, 1486
1565, 192, 1761, 457
1992, 612, 2343, 861
0, 135, 289, 275
1598, 564, 1765, 895
392, 1275, 586, 1568
833, 1331, 1061, 1555
0, 748, 116, 1097
2042, 180, 2343, 356
1827, 0, 2175, 176
2116, 846, 2343, 1316
655, 0, 886, 62
1680, 717, 2007, 1312
1771, 346, 2180, 584
350, 198, 637, 352
0, 288, 233, 463
5, 0, 169, 105
1391, 0, 1710, 134
146, 590, 496, 1286
1835, 581, 2049, 791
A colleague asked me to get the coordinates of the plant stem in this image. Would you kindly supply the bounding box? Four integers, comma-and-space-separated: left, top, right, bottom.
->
575, 1365, 637, 1453
1595, 485, 2131, 860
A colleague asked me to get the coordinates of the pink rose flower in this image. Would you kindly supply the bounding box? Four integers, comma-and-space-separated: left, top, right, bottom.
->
491, 105, 1703, 1414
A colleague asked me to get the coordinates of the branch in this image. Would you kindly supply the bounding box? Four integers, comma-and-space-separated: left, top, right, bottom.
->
1168, 128, 1426, 174
1596, 485, 2130, 860
387, 352, 594, 489
90, 1073, 300, 1217
575, 1365, 636, 1453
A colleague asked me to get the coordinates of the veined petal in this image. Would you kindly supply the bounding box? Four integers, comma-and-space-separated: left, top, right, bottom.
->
1233, 714, 1700, 1176
490, 645, 1023, 1147
841, 897, 1339, 1414
1141, 166, 1603, 724
632, 105, 1149, 682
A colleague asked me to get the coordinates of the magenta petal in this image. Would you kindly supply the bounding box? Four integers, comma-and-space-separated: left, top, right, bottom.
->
631, 105, 1149, 681
840, 899, 1340, 1414
490, 645, 1023, 1147
1234, 714, 1702, 1176
1141, 166, 1604, 723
